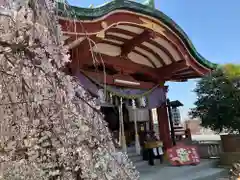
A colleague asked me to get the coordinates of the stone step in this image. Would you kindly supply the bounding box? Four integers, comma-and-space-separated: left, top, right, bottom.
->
127, 146, 143, 164
127, 146, 137, 154
129, 155, 142, 163
127, 151, 139, 158
127, 152, 151, 170
134, 161, 148, 169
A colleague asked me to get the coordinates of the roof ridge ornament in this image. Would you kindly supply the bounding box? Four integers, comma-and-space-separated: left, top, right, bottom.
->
56, 0, 67, 3
142, 0, 155, 8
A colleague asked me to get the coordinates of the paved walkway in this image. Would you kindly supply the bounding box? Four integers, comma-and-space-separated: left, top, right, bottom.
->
137, 160, 228, 180
127, 146, 228, 180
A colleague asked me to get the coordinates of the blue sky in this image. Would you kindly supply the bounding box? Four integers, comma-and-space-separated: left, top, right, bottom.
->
68, 0, 240, 120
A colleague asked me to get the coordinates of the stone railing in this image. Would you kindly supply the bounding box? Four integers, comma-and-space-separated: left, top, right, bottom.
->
193, 140, 222, 159
180, 139, 222, 159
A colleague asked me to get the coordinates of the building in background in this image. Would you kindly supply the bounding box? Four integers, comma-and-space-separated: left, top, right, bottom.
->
152, 106, 185, 140
184, 119, 215, 135
171, 106, 185, 138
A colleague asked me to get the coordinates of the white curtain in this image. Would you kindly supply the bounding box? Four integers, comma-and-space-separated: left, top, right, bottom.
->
128, 108, 150, 122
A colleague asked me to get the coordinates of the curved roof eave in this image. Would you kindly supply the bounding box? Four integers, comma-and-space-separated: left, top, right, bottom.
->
57, 0, 218, 70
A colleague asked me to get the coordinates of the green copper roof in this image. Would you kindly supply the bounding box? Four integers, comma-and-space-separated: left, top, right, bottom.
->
142, 0, 155, 9
56, 0, 66, 3
57, 0, 218, 70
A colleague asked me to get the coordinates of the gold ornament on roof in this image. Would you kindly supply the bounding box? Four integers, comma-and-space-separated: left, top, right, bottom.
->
96, 30, 105, 39
139, 17, 166, 35
96, 21, 108, 39
101, 21, 108, 29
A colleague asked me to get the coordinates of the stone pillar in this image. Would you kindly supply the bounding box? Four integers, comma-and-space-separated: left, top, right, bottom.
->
157, 102, 172, 150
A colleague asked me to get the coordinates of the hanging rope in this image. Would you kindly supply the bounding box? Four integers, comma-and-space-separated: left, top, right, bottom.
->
132, 99, 141, 155
119, 97, 127, 152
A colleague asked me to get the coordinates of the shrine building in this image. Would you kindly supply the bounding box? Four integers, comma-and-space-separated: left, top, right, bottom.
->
57, 0, 217, 153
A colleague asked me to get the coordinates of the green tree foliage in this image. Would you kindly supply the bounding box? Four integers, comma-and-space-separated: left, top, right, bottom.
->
223, 64, 240, 78
190, 64, 240, 133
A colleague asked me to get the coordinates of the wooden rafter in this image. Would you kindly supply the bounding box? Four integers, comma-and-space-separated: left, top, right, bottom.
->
154, 33, 185, 60
107, 27, 137, 37
132, 49, 157, 68
173, 68, 196, 76
136, 43, 166, 66
104, 34, 128, 42
121, 30, 153, 56
148, 39, 176, 63
156, 60, 188, 79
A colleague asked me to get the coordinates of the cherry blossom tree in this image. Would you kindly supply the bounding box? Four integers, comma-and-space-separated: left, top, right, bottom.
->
0, 0, 139, 179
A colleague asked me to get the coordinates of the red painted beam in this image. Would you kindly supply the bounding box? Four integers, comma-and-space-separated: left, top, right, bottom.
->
69, 35, 105, 73
156, 60, 188, 79
121, 30, 153, 56
80, 70, 160, 89
82, 55, 192, 82
81, 54, 161, 81
170, 74, 200, 81
70, 39, 92, 74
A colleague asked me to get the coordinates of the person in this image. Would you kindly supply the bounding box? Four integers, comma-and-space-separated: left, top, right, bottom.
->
144, 131, 164, 165
145, 132, 155, 165
151, 131, 164, 164
185, 128, 192, 140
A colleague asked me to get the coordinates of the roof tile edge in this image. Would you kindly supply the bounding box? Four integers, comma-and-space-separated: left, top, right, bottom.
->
57, 0, 218, 70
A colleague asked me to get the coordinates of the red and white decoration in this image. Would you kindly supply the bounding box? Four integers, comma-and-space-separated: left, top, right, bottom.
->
167, 144, 200, 166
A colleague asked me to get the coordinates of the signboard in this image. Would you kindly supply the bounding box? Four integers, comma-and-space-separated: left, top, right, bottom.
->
171, 107, 181, 126
167, 144, 200, 166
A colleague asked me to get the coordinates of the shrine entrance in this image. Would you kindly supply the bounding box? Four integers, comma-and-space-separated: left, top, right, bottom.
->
58, 0, 216, 154
100, 100, 152, 151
